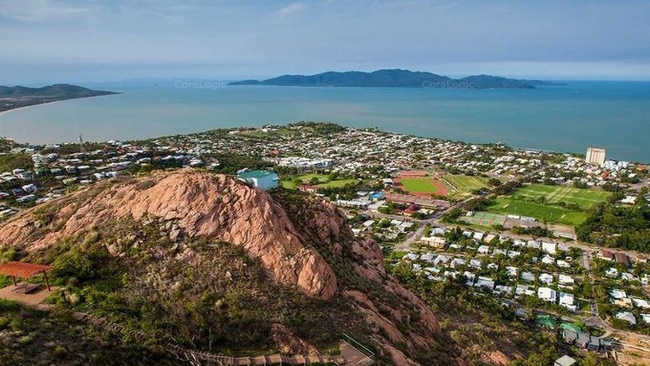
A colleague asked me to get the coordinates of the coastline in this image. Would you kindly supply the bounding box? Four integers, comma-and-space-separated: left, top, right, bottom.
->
0, 81, 648, 162
0, 100, 64, 116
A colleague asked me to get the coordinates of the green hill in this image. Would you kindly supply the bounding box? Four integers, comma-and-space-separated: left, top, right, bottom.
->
0, 84, 118, 112
229, 69, 561, 89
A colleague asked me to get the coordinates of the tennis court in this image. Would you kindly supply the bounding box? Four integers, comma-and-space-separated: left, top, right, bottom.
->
462, 211, 507, 227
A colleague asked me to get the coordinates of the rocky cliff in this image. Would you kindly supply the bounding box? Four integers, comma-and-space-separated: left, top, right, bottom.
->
0, 171, 459, 365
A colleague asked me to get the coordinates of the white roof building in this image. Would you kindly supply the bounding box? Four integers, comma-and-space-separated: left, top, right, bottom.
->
515, 284, 536, 297
475, 276, 495, 289
616, 311, 637, 325
558, 274, 575, 285
541, 255, 556, 265
610, 289, 627, 299
521, 271, 535, 282
538, 287, 557, 302
633, 298, 650, 309
559, 292, 575, 307
542, 242, 557, 254
539, 273, 554, 285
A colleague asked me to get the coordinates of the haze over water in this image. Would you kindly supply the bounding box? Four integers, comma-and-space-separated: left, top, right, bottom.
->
1, 80, 649, 163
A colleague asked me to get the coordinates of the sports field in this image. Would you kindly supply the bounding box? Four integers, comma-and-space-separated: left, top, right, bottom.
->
441, 174, 489, 198
398, 177, 443, 194
512, 184, 611, 210
487, 198, 589, 226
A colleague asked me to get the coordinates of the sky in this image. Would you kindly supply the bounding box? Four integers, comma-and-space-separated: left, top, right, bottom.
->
1, 0, 650, 84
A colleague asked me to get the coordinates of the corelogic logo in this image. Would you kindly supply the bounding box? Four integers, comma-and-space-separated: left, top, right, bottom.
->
174, 79, 227, 90
421, 80, 474, 89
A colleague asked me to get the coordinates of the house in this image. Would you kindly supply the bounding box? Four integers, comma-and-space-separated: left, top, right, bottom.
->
556, 259, 571, 268
541, 255, 555, 265
507, 250, 521, 258
526, 240, 541, 249
542, 242, 557, 254
433, 255, 450, 265
469, 259, 482, 269
477, 245, 490, 255
559, 292, 576, 311
521, 271, 535, 282
420, 252, 435, 263
576, 332, 590, 348
588, 336, 601, 351
538, 287, 557, 302
474, 276, 495, 290
599, 250, 614, 261
554, 355, 577, 366
632, 298, 650, 309
539, 273, 554, 284
237, 170, 279, 190
562, 329, 578, 344
505, 266, 518, 277
492, 248, 507, 256
515, 284, 535, 297
403, 253, 420, 261
610, 289, 627, 299
558, 274, 574, 286
615, 252, 631, 267
494, 285, 512, 295
420, 236, 446, 248
615, 311, 636, 325
450, 258, 466, 268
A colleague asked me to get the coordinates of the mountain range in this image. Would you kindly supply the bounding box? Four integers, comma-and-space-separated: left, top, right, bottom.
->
229, 69, 560, 89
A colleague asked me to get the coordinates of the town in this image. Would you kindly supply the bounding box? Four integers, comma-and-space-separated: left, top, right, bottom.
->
1, 121, 649, 365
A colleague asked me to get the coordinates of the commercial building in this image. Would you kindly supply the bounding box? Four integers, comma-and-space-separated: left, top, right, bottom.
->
585, 147, 606, 165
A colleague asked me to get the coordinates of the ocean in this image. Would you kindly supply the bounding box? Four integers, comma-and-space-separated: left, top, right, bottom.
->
1, 80, 649, 162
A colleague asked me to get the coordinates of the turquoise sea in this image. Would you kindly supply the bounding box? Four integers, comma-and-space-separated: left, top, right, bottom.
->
1, 80, 649, 162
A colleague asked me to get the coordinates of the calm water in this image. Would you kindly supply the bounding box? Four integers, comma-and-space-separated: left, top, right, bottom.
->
1, 80, 649, 162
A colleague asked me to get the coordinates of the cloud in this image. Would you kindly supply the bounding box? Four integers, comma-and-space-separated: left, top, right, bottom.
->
273, 3, 308, 17
0, 0, 101, 22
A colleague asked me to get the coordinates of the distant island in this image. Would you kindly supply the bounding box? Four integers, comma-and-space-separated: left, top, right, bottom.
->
0, 84, 118, 113
228, 69, 562, 89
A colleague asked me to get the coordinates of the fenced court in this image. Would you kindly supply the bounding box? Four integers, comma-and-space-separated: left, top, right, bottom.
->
462, 211, 507, 227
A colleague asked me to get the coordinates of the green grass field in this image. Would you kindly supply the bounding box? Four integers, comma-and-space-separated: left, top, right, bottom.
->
442, 174, 489, 198
399, 177, 441, 194
281, 173, 357, 189
444, 174, 488, 192
512, 184, 611, 210
487, 198, 588, 226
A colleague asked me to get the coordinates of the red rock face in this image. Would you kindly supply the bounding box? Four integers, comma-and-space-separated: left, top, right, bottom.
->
0, 172, 337, 300
0, 171, 451, 365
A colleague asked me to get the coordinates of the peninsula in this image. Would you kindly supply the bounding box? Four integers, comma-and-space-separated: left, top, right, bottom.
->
0, 84, 118, 113
229, 69, 560, 89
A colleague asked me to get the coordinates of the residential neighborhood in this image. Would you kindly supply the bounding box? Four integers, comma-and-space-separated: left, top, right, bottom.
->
1, 122, 649, 365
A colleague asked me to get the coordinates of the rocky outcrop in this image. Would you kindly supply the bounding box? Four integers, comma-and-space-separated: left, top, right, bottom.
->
0, 172, 337, 300
0, 171, 451, 365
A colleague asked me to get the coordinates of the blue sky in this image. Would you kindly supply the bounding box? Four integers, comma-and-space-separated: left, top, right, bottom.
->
1, 0, 649, 83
